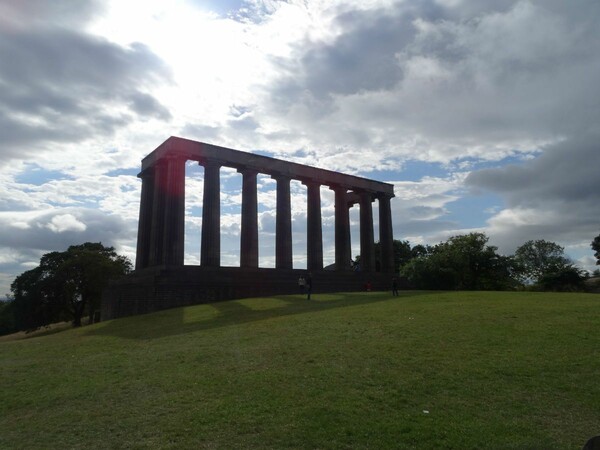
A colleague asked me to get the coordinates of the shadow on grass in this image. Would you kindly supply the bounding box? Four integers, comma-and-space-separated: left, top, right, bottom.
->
0, 322, 74, 342
86, 290, 432, 341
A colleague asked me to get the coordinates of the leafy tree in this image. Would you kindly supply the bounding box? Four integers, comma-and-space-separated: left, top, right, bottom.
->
60, 243, 132, 326
10, 264, 67, 331
356, 240, 416, 272
372, 240, 413, 272
592, 233, 600, 266
538, 265, 587, 292
513, 240, 571, 284
10, 243, 131, 331
401, 233, 517, 290
411, 244, 433, 259
400, 254, 457, 290
0, 299, 18, 336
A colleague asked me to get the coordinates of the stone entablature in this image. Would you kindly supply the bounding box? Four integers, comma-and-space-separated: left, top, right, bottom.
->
135, 136, 395, 274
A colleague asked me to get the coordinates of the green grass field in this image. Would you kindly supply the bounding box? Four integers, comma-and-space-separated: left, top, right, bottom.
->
1, 291, 599, 449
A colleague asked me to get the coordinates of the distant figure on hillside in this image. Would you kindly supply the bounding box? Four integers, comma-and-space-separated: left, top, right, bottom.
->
365, 281, 372, 292
305, 272, 313, 300
298, 276, 306, 293
392, 277, 399, 296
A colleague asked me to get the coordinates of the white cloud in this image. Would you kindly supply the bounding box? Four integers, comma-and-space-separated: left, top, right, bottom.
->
1, 0, 599, 295
46, 214, 87, 233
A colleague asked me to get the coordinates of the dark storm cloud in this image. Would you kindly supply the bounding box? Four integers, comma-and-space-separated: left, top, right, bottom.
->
465, 134, 600, 251
264, 0, 600, 153
466, 135, 600, 207
267, 1, 450, 102
0, 11, 172, 163
297, 8, 420, 97
0, 0, 104, 28
127, 92, 172, 121
268, 3, 439, 109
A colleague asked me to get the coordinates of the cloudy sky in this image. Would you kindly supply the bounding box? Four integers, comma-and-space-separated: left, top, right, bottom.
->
1, 0, 599, 295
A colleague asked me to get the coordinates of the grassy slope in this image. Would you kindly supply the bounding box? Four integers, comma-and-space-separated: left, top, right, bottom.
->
1, 291, 599, 449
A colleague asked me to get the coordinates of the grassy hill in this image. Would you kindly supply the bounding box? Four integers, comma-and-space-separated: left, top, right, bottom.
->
1, 291, 599, 449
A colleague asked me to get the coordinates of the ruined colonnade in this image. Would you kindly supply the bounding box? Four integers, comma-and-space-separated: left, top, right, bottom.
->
134, 137, 395, 274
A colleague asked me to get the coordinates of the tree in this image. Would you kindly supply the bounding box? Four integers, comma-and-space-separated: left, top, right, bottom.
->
411, 244, 433, 259
60, 243, 132, 326
592, 233, 600, 266
372, 239, 413, 272
401, 233, 517, 290
10, 242, 131, 331
513, 240, 571, 285
400, 253, 457, 290
9, 263, 68, 332
356, 240, 415, 273
0, 298, 18, 336
538, 265, 587, 292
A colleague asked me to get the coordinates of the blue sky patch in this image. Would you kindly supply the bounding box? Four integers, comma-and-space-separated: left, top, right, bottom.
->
15, 164, 74, 185
105, 168, 139, 177
444, 192, 504, 230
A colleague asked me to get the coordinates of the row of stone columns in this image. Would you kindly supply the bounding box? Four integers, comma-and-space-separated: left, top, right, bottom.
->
136, 157, 395, 273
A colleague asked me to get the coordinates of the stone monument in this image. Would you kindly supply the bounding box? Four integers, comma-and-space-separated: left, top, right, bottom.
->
102, 136, 397, 319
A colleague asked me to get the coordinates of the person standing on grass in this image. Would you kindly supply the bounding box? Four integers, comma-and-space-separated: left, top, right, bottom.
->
305, 272, 312, 300
298, 276, 306, 293
392, 277, 399, 296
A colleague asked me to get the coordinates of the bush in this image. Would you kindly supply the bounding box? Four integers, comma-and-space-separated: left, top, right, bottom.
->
537, 266, 586, 292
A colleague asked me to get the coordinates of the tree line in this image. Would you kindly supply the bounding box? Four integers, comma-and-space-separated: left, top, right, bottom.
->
378, 232, 600, 291
1, 233, 598, 336
0, 243, 131, 336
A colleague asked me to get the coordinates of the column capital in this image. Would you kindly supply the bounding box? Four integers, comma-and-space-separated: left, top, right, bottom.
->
300, 177, 321, 188
271, 172, 292, 182
358, 190, 376, 202
137, 168, 154, 179
199, 159, 223, 169
237, 166, 259, 176
375, 191, 395, 200
329, 183, 351, 192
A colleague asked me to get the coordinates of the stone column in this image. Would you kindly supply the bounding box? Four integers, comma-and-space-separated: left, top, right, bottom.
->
148, 159, 168, 266
238, 168, 259, 268
273, 174, 293, 269
163, 156, 186, 266
135, 169, 154, 270
359, 191, 375, 272
201, 161, 221, 267
332, 185, 351, 271
304, 180, 323, 271
347, 203, 353, 266
378, 193, 395, 273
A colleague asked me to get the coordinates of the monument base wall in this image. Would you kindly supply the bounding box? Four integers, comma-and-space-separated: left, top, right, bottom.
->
101, 266, 404, 320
